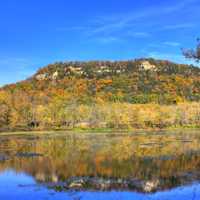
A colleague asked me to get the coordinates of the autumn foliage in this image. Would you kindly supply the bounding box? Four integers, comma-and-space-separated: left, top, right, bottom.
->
0, 58, 200, 130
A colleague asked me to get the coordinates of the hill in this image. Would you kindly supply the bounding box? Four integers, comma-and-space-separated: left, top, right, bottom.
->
0, 58, 200, 130
2, 58, 200, 103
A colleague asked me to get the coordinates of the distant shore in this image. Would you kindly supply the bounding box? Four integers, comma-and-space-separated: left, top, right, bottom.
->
1, 102, 200, 134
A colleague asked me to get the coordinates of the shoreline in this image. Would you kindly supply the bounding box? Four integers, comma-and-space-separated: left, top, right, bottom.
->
1, 126, 200, 135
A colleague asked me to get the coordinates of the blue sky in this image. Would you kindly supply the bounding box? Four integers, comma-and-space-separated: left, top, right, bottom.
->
0, 0, 199, 86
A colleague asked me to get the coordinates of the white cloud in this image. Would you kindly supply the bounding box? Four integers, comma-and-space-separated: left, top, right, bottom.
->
163, 42, 181, 47
94, 36, 121, 44
56, 0, 199, 43
83, 0, 198, 36
162, 23, 195, 30
127, 31, 151, 38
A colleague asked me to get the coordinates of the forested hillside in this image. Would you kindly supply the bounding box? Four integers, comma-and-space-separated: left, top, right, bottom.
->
0, 58, 200, 130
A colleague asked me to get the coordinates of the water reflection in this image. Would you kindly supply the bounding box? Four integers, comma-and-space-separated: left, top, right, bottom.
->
0, 131, 200, 194
1, 170, 200, 200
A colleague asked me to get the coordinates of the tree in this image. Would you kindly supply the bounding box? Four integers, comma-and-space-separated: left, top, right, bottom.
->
183, 38, 200, 62
0, 103, 10, 127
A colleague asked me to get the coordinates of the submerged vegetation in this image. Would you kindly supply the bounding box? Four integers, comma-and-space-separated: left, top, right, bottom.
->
0, 58, 200, 131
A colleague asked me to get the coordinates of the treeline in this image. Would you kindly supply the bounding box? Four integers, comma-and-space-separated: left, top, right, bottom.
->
0, 92, 200, 130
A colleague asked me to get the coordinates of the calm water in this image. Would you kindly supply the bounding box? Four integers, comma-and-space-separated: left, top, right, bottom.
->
0, 130, 200, 199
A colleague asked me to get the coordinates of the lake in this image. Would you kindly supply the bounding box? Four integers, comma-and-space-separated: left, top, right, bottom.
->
0, 130, 200, 199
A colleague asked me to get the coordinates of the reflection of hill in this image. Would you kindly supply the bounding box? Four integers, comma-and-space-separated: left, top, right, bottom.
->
0, 133, 200, 192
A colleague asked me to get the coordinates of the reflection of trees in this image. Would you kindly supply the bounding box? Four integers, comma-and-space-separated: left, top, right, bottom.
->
0, 133, 200, 189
